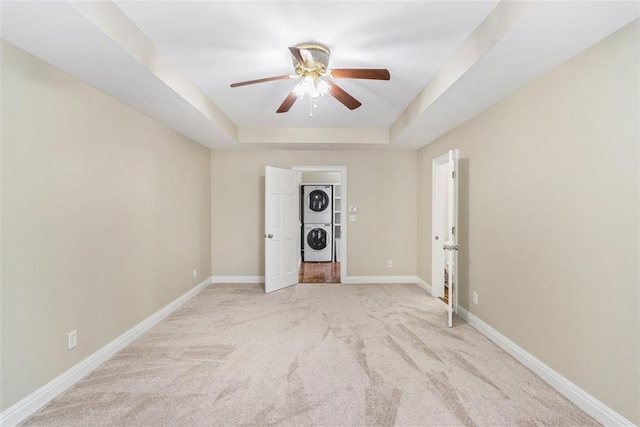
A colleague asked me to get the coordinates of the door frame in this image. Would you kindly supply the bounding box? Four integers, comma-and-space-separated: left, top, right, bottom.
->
292, 165, 347, 282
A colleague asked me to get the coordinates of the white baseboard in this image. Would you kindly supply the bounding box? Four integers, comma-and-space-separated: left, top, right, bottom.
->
416, 276, 432, 295
457, 307, 634, 427
0, 277, 212, 427
212, 275, 424, 287
342, 275, 418, 284
211, 276, 264, 284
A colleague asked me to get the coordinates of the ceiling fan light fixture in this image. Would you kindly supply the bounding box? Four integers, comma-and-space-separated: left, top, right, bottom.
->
293, 76, 329, 101
294, 76, 315, 98
291, 75, 331, 117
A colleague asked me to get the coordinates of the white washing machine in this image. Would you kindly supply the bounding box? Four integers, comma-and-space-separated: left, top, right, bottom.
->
303, 185, 333, 224
303, 223, 332, 262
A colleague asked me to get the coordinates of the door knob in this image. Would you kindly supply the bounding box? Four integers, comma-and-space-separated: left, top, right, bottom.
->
265, 233, 273, 239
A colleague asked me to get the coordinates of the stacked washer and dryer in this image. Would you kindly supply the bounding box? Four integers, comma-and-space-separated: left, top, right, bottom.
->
302, 185, 333, 262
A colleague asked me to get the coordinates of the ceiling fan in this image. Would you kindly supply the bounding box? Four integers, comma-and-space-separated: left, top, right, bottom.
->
230, 43, 390, 116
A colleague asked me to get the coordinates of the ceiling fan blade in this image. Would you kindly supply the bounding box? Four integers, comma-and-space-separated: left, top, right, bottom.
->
300, 49, 315, 68
230, 75, 291, 88
330, 68, 391, 80
276, 92, 298, 113
288, 46, 305, 66
328, 81, 362, 110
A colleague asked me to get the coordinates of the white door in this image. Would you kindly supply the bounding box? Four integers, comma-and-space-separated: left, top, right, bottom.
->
432, 150, 459, 327
431, 160, 447, 298
265, 166, 301, 293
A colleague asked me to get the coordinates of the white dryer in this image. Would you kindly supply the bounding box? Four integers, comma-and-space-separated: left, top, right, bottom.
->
303, 223, 332, 262
303, 185, 332, 224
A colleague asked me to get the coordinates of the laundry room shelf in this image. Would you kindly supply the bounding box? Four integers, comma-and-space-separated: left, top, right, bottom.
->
333, 183, 342, 253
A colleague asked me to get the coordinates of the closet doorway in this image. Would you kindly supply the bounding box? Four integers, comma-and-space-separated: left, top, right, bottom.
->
293, 166, 346, 284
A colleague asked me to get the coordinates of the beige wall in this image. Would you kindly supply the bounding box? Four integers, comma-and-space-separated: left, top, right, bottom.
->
418, 21, 639, 423
1, 42, 212, 409
211, 150, 417, 277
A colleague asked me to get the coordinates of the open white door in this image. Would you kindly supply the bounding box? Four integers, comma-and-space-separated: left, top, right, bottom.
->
432, 150, 459, 327
442, 150, 458, 328
432, 159, 447, 298
265, 166, 300, 293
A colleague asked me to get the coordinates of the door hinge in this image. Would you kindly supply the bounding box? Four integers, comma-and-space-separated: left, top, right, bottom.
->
451, 171, 455, 179
451, 226, 455, 235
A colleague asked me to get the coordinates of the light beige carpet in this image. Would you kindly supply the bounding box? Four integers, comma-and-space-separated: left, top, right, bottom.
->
22, 284, 598, 426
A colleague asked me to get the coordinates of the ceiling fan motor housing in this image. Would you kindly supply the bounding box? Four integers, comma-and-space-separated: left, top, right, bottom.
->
292, 43, 330, 76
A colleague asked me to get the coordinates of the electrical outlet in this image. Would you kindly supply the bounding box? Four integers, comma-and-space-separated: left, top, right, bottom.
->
192, 269, 198, 279
472, 292, 478, 305
387, 260, 393, 268
67, 330, 77, 350
349, 215, 356, 222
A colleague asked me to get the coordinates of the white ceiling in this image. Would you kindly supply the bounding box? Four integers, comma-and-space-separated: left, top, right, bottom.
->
2, 1, 638, 150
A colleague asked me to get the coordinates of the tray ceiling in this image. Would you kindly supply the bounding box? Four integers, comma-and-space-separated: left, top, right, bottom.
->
2, 1, 638, 149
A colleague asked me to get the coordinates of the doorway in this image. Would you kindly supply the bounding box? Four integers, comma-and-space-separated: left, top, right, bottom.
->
293, 166, 347, 284
298, 262, 341, 283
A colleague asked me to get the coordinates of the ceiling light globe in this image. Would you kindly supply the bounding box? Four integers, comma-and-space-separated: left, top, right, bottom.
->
293, 83, 306, 97
317, 80, 330, 96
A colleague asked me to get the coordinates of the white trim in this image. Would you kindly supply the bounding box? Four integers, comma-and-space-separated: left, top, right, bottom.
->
416, 276, 433, 295
457, 307, 635, 427
211, 276, 264, 284
0, 277, 212, 427
343, 275, 418, 284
